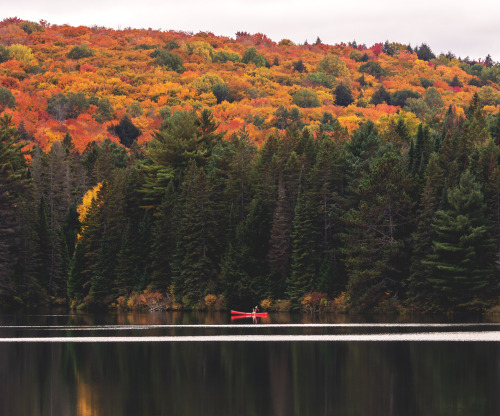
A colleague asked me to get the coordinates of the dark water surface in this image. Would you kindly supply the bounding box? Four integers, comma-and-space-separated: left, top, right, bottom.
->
1, 311, 499, 416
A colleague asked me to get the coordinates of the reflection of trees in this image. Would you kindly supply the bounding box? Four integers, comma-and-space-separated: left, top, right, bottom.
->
409, 343, 500, 415
0, 344, 75, 415
269, 344, 292, 416
1, 332, 499, 415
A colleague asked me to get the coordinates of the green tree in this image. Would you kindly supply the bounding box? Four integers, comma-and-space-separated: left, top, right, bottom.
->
342, 150, 413, 310
109, 115, 141, 148
293, 59, 306, 73
408, 153, 444, 308
67, 44, 94, 59
310, 133, 348, 295
287, 177, 319, 303
150, 49, 185, 73
412, 124, 432, 178
359, 61, 386, 77
424, 87, 445, 112
220, 198, 270, 309
241, 47, 268, 67
292, 89, 321, 108
0, 45, 10, 63
212, 83, 232, 104
212, 50, 240, 63
47, 92, 89, 121
173, 162, 217, 305
449, 75, 462, 88
304, 72, 333, 88
334, 84, 354, 107
149, 181, 178, 292
391, 89, 421, 107
424, 171, 495, 310
415, 43, 436, 61
19, 21, 44, 35
0, 115, 32, 304
33, 196, 63, 297
371, 85, 391, 105
0, 87, 16, 112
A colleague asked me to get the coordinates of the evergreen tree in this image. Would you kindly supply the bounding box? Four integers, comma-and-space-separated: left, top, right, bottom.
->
334, 83, 354, 107
412, 124, 432, 178
266, 169, 292, 297
220, 198, 270, 308
309, 134, 347, 295
149, 181, 178, 292
370, 85, 391, 105
415, 43, 436, 61
143, 110, 224, 207
110, 115, 141, 148
408, 154, 444, 307
424, 171, 495, 310
33, 196, 55, 294
342, 150, 413, 310
173, 162, 217, 305
293, 59, 306, 73
287, 177, 320, 303
0, 115, 32, 305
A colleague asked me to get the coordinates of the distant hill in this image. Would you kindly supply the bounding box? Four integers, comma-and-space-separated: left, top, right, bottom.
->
1, 18, 499, 151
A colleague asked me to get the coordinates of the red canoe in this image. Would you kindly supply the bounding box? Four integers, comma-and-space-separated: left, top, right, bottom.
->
230, 310, 268, 317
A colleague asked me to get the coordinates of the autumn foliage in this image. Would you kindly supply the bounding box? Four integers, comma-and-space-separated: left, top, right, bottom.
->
1, 18, 500, 314
0, 18, 497, 152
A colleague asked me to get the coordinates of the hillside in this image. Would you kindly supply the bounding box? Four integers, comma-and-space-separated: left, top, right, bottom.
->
1, 18, 500, 313
1, 18, 499, 151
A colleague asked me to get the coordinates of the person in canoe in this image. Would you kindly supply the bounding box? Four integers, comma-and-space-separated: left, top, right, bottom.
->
252, 306, 259, 314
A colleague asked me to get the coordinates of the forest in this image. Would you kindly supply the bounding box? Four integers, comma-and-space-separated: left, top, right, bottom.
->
0, 18, 499, 312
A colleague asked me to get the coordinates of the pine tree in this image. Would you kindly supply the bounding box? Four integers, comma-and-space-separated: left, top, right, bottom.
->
173, 162, 217, 306
287, 177, 319, 303
220, 201, 268, 308
266, 169, 291, 297
143, 110, 224, 207
456, 93, 489, 173
0, 115, 32, 304
309, 134, 347, 295
424, 171, 495, 310
342, 150, 413, 310
408, 153, 444, 307
33, 196, 54, 293
150, 181, 178, 292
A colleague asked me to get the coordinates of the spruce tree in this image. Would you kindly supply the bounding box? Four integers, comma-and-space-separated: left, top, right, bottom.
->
150, 181, 178, 292
33, 196, 54, 293
287, 178, 319, 303
424, 171, 495, 310
266, 169, 292, 297
342, 150, 413, 310
173, 162, 217, 306
220, 195, 271, 308
0, 115, 32, 304
408, 153, 444, 308
309, 134, 347, 295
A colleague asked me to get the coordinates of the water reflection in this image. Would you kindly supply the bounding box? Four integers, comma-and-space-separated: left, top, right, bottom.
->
0, 312, 499, 416
0, 339, 499, 415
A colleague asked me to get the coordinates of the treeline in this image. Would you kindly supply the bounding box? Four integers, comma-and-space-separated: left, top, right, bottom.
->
1, 94, 499, 312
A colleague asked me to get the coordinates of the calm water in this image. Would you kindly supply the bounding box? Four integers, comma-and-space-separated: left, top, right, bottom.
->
0, 311, 499, 416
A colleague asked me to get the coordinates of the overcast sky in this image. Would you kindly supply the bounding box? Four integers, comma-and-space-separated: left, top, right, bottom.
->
3, 0, 499, 61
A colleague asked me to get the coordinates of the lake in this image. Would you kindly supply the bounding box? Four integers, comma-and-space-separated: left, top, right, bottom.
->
1, 311, 499, 415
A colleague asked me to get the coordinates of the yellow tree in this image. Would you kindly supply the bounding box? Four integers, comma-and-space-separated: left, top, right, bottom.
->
317, 54, 349, 77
